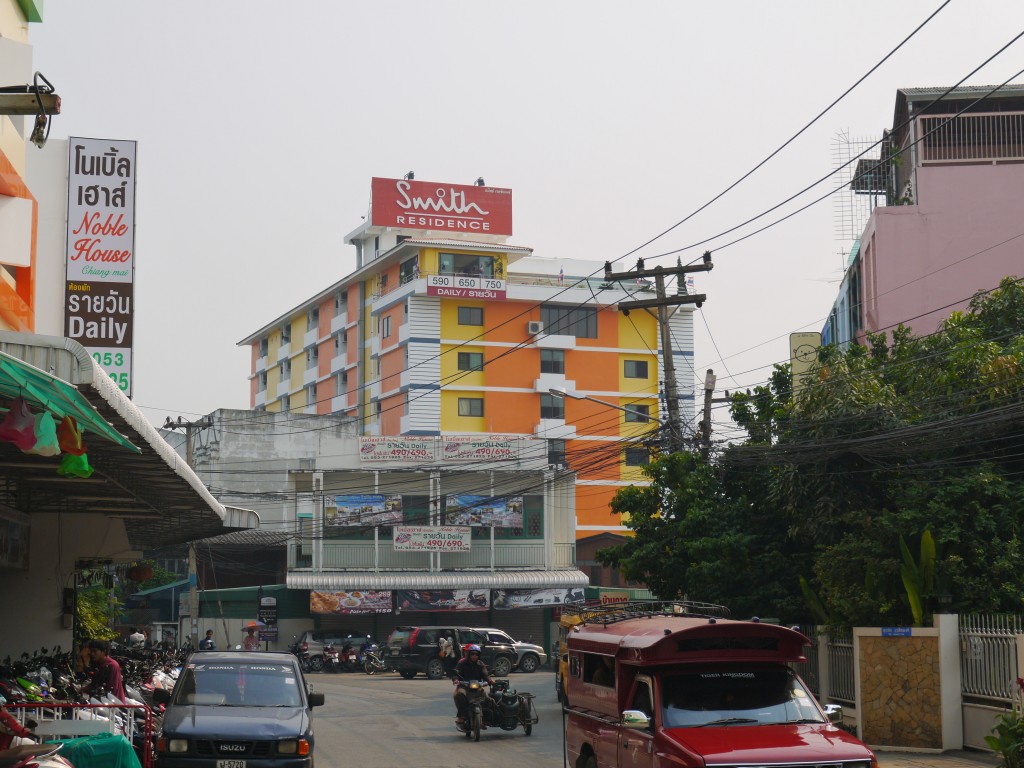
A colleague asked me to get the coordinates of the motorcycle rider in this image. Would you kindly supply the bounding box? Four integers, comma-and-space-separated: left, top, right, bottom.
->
452, 644, 494, 726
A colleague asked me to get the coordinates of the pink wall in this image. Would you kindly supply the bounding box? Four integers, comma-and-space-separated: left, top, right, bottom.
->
863, 164, 1024, 338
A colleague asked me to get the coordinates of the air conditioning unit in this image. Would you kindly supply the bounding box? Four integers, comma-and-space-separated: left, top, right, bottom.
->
527, 321, 544, 335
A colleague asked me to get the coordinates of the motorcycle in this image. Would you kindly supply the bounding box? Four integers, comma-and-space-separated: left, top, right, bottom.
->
339, 642, 359, 672
363, 645, 392, 675
288, 635, 313, 673
454, 679, 537, 741
323, 643, 342, 674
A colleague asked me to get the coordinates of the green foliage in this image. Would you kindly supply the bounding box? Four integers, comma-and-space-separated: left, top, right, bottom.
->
986, 685, 1024, 768
76, 586, 120, 641
135, 559, 180, 591
899, 531, 935, 626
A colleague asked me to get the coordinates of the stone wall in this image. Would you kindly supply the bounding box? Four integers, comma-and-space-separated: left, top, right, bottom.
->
859, 634, 942, 748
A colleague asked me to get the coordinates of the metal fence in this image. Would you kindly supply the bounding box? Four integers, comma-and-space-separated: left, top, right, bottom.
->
827, 629, 856, 705
960, 613, 1024, 704
792, 625, 820, 697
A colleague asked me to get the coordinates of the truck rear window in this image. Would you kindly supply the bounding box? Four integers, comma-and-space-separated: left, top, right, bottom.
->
660, 665, 824, 728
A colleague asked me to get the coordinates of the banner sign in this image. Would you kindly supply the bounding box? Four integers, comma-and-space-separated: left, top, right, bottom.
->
371, 177, 512, 236
64, 137, 138, 396
396, 589, 489, 612
359, 436, 436, 462
310, 590, 392, 615
326, 494, 402, 527
393, 525, 471, 552
257, 596, 278, 641
445, 495, 523, 528
599, 590, 631, 605
442, 435, 518, 462
426, 274, 506, 300
492, 588, 586, 609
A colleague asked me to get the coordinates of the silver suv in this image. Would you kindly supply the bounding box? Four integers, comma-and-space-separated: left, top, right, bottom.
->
474, 628, 547, 673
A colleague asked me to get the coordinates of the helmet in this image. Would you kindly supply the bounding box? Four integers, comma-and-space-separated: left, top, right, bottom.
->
465, 644, 481, 654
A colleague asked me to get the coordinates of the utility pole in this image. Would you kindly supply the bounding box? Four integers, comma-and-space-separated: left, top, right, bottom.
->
163, 414, 213, 649
699, 369, 735, 458
605, 251, 714, 451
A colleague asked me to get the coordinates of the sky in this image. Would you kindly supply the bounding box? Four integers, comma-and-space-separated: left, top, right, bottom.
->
25, 1, 1024, 436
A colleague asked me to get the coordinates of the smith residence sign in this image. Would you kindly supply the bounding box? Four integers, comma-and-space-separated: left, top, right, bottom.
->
370, 177, 512, 236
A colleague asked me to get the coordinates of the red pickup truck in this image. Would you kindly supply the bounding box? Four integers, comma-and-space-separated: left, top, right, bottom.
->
564, 601, 876, 768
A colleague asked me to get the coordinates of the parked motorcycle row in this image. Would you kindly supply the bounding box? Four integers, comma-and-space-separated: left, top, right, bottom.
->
289, 635, 394, 675
0, 644, 184, 768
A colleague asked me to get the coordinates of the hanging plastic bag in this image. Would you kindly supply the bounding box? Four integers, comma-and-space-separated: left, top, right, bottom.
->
25, 411, 61, 456
57, 451, 93, 479
57, 415, 88, 456
0, 397, 39, 451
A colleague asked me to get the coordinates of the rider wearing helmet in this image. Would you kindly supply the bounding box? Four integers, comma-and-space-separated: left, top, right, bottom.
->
452, 644, 494, 725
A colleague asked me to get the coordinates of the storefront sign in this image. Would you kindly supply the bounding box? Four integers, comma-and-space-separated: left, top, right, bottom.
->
426, 274, 506, 300
257, 596, 278, 641
393, 525, 471, 552
492, 588, 586, 609
445, 495, 523, 528
326, 494, 403, 526
359, 436, 436, 462
599, 590, 631, 605
310, 590, 392, 614
442, 436, 518, 462
395, 589, 489, 611
64, 138, 138, 396
371, 177, 512, 236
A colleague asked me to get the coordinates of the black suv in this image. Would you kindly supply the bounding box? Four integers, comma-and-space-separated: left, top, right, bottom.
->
384, 626, 517, 679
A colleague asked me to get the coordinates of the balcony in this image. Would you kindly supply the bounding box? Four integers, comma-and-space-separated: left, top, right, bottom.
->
304, 326, 319, 348
255, 390, 266, 408
917, 111, 1024, 165
534, 373, 575, 394
534, 418, 576, 440
331, 351, 347, 373
331, 312, 347, 334
331, 395, 347, 412
256, 354, 268, 371
276, 342, 291, 362
303, 366, 318, 386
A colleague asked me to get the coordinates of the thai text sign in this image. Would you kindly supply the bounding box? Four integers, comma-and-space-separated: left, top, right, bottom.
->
426, 274, 506, 300
393, 525, 471, 552
64, 137, 138, 396
443, 435, 518, 462
359, 436, 436, 462
371, 177, 512, 236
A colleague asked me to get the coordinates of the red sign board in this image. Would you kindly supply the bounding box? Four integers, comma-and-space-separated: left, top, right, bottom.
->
371, 177, 512, 236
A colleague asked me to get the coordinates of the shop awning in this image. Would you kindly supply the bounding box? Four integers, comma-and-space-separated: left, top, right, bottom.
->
286, 569, 590, 592
0, 332, 259, 549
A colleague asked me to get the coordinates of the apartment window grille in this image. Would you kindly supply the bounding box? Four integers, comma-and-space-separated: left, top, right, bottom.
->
458, 352, 484, 371
540, 394, 565, 420
624, 360, 649, 378
458, 306, 484, 326
540, 349, 565, 374
458, 398, 484, 417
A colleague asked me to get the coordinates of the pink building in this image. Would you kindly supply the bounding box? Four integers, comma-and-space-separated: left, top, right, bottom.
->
824, 85, 1024, 345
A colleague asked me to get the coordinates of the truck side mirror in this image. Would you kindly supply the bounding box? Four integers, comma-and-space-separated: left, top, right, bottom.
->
622, 710, 651, 730
308, 692, 325, 708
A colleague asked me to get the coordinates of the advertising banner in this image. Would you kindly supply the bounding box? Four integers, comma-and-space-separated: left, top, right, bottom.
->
395, 589, 489, 612
358, 436, 436, 462
393, 525, 471, 552
426, 274, 506, 300
492, 588, 586, 609
65, 137, 138, 396
257, 596, 278, 641
371, 177, 512, 236
310, 590, 392, 615
326, 494, 403, 527
442, 435, 518, 462
445, 495, 523, 528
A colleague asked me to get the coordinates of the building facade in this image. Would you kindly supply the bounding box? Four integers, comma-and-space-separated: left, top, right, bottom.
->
824, 85, 1024, 347
239, 176, 696, 543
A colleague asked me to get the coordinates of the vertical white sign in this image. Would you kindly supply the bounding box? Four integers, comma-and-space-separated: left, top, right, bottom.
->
64, 137, 137, 396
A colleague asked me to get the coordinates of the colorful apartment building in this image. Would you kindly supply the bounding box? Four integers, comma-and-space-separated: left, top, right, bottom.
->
239, 176, 696, 542
825, 84, 1024, 347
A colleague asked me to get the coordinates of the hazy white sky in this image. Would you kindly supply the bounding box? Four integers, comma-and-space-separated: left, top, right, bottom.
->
26, 1, 1024, 434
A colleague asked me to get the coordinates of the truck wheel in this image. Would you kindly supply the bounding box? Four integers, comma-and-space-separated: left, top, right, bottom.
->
518, 653, 539, 673
399, 670, 417, 679
491, 655, 513, 676
426, 658, 445, 680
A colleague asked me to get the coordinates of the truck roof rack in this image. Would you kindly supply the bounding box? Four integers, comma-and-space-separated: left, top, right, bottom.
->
561, 600, 731, 626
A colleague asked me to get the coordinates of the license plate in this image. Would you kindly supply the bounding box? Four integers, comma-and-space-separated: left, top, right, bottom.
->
217, 761, 246, 768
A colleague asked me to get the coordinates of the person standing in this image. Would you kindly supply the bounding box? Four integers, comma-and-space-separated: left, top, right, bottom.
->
85, 639, 125, 701
243, 628, 260, 651
199, 630, 216, 650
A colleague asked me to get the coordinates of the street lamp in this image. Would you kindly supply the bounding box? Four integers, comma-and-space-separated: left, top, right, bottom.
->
547, 388, 668, 425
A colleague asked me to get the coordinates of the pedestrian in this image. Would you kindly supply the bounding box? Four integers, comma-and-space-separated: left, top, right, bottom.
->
438, 633, 456, 677
199, 630, 216, 651
243, 628, 260, 651
75, 636, 92, 674
84, 639, 125, 701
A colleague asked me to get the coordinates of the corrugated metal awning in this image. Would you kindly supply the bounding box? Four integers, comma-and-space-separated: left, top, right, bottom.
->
287, 569, 589, 591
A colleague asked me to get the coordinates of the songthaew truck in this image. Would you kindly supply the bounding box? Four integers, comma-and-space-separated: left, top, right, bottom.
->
563, 601, 876, 768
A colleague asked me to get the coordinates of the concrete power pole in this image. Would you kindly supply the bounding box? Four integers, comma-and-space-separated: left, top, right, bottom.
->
605, 252, 714, 451
163, 415, 213, 649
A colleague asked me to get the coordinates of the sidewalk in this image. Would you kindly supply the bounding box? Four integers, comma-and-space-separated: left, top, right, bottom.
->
875, 750, 999, 768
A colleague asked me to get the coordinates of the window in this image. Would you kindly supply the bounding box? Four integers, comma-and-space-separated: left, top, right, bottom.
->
458, 398, 484, 417
307, 384, 317, 403
540, 349, 565, 374
400, 257, 419, 284
540, 394, 565, 420
458, 306, 484, 326
625, 404, 650, 423
624, 447, 649, 466
380, 315, 391, 338
281, 323, 291, 343
306, 348, 318, 369
547, 439, 567, 467
334, 333, 346, 353
541, 305, 597, 338
281, 359, 291, 377
380, 272, 389, 289
257, 371, 267, 392
458, 352, 484, 371
258, 338, 268, 357
624, 360, 649, 378
439, 253, 494, 277
307, 307, 319, 326
281, 394, 291, 412
335, 372, 347, 396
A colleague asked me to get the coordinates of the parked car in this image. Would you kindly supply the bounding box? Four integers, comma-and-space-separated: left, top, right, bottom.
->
384, 626, 517, 679
473, 627, 548, 673
154, 650, 324, 767
292, 630, 351, 672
